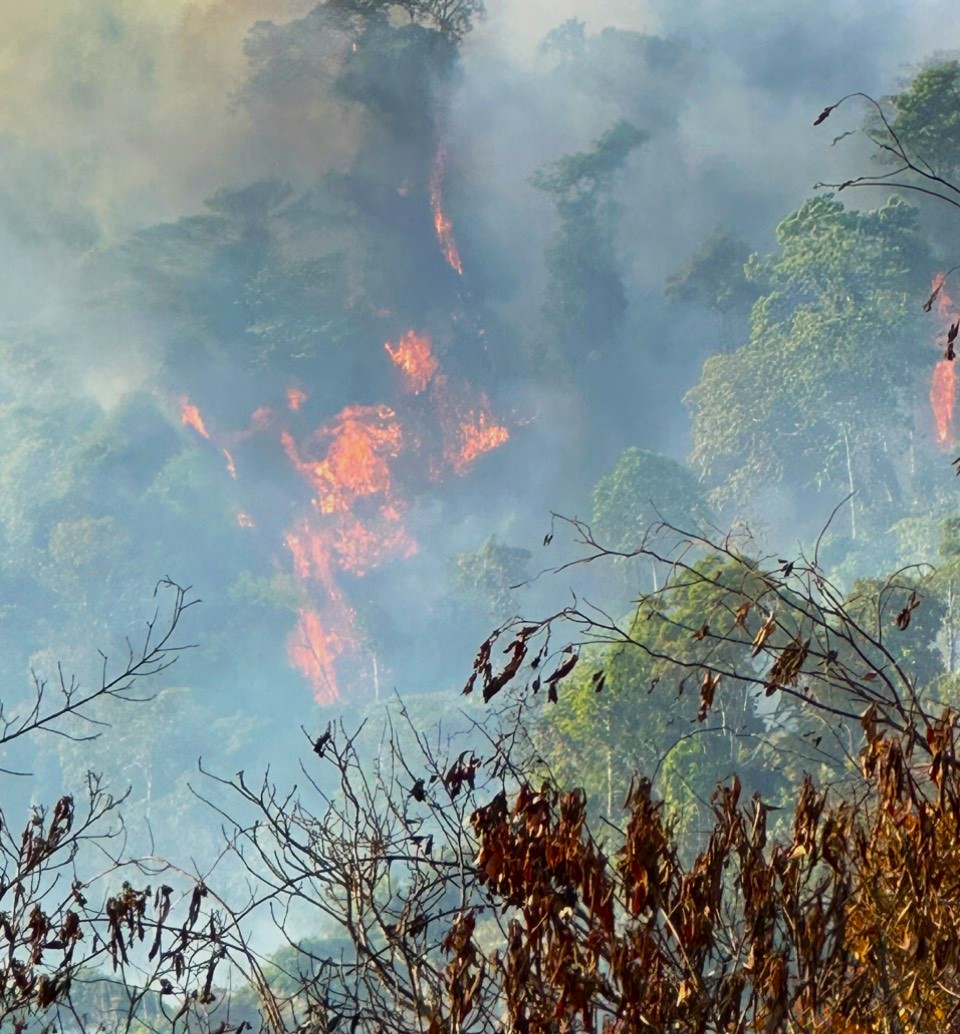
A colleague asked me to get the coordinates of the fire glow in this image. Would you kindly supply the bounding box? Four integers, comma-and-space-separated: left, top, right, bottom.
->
931, 273, 957, 445
430, 147, 463, 276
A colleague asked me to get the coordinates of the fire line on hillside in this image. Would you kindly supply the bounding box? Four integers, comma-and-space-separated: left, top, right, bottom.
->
179, 330, 510, 704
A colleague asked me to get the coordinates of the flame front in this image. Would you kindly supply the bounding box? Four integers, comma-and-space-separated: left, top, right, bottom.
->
430, 147, 463, 276
287, 608, 343, 706
386, 330, 438, 394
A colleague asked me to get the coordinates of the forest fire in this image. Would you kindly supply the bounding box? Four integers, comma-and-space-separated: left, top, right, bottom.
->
178, 329, 510, 703
385, 330, 438, 393
277, 332, 510, 700
430, 147, 463, 276
931, 273, 957, 444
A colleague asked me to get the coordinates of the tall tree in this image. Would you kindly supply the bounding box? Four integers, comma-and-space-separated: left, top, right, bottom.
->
531, 120, 646, 374
687, 193, 931, 539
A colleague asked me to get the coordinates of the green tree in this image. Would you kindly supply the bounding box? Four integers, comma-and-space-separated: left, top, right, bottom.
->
876, 60, 960, 185
450, 536, 531, 621
666, 228, 761, 349
538, 550, 787, 839
591, 447, 712, 596
687, 193, 931, 539
531, 120, 646, 373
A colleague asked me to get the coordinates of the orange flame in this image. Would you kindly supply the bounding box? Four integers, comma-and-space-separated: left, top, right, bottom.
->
179, 398, 209, 439
451, 411, 511, 473
932, 360, 956, 445
430, 147, 463, 276
931, 274, 958, 444
287, 608, 343, 706
201, 327, 512, 702
282, 405, 403, 515
385, 330, 439, 394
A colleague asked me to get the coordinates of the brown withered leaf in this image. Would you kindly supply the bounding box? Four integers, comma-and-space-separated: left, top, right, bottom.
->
544, 652, 578, 688
692, 623, 710, 641
767, 636, 810, 688
699, 670, 721, 722
732, 601, 751, 629
751, 612, 777, 657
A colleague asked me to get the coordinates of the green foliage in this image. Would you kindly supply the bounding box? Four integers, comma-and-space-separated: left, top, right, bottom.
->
878, 60, 960, 183
538, 554, 786, 838
592, 447, 710, 552
531, 121, 646, 370
449, 536, 531, 620
687, 194, 931, 533
530, 121, 646, 200
590, 447, 711, 599
666, 229, 761, 349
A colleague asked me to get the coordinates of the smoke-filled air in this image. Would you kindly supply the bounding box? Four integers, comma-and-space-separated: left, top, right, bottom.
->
7, 1, 960, 1029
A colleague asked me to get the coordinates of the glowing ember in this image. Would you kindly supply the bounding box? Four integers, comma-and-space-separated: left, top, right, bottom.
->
932, 360, 956, 445
236, 511, 255, 528
430, 146, 463, 276
385, 330, 438, 394
287, 387, 307, 412
179, 398, 209, 439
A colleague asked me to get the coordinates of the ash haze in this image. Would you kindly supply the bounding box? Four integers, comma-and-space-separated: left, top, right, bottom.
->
0, 0, 958, 898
